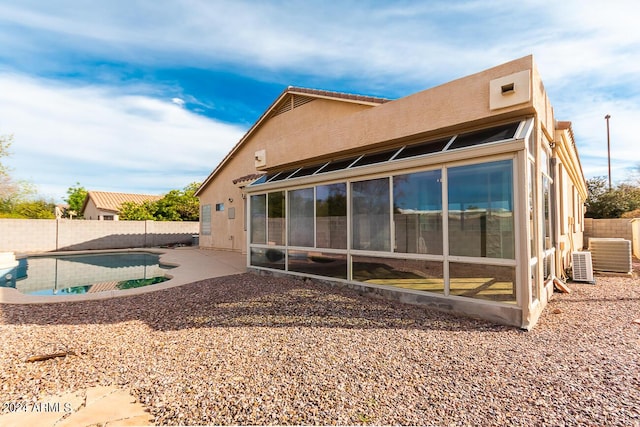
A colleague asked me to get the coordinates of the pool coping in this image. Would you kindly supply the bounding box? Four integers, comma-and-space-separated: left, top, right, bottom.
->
0, 247, 246, 304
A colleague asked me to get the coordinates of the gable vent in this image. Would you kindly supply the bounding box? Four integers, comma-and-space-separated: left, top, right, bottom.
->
271, 94, 315, 118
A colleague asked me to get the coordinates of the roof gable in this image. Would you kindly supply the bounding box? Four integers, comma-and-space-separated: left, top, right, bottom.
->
195, 87, 390, 196
81, 191, 162, 214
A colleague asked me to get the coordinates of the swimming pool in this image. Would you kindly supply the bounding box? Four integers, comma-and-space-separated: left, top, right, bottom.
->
0, 252, 174, 296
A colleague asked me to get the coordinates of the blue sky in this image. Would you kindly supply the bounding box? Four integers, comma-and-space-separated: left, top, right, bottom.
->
1, 0, 638, 203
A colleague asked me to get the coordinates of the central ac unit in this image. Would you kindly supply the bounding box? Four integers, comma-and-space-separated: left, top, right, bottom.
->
588, 238, 633, 274
572, 251, 594, 283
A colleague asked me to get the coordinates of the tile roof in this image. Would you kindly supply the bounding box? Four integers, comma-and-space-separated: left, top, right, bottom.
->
286, 86, 391, 105
232, 173, 265, 185
83, 191, 162, 214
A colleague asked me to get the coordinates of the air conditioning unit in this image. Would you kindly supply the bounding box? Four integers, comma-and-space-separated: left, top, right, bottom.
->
572, 251, 594, 283
588, 238, 632, 274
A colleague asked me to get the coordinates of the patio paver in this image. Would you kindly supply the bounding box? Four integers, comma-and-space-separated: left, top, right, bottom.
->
0, 386, 153, 427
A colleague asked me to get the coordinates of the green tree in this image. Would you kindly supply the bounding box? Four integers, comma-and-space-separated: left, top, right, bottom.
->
159, 182, 200, 221
585, 176, 640, 218
118, 182, 200, 221
119, 200, 157, 220
65, 182, 88, 217
13, 200, 56, 219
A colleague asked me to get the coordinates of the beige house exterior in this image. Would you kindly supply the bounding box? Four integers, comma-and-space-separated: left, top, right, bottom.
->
81, 191, 162, 220
195, 55, 587, 329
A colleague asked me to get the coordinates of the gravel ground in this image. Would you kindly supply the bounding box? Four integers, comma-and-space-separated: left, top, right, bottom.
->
1, 262, 639, 426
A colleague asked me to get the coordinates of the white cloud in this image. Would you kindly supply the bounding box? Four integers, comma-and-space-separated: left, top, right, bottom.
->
0, 73, 245, 201
1, 0, 639, 187
171, 97, 185, 107
1, 0, 638, 87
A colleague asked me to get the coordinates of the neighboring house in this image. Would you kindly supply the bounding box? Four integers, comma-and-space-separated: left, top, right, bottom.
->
195, 55, 587, 329
81, 191, 161, 220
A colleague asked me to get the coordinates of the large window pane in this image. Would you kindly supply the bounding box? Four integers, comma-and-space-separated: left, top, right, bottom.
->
352, 256, 444, 294
529, 161, 536, 257
543, 175, 552, 250
449, 262, 516, 303
288, 188, 314, 247
250, 248, 285, 270
393, 170, 443, 254
448, 160, 514, 259
352, 178, 391, 251
268, 191, 285, 245
447, 122, 520, 151
250, 194, 266, 244
529, 161, 539, 302
316, 183, 347, 249
288, 251, 347, 279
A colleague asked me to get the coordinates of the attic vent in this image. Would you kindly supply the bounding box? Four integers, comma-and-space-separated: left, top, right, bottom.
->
293, 94, 314, 108
271, 94, 315, 118
588, 238, 633, 273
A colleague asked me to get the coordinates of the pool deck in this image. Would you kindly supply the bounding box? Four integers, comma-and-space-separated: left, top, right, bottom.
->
0, 247, 247, 304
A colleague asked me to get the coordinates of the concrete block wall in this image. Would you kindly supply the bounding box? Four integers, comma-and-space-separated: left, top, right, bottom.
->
0, 219, 199, 253
583, 218, 633, 245
0, 219, 58, 252
146, 221, 200, 247
57, 220, 146, 250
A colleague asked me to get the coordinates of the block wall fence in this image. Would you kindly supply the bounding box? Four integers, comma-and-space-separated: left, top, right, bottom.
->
583, 218, 634, 243
0, 219, 199, 253
583, 218, 640, 259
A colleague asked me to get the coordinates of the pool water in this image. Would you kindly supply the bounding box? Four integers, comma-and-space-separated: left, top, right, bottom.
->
0, 252, 174, 296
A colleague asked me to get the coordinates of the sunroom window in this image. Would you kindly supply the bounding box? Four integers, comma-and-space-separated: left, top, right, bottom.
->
352, 178, 391, 251
447, 160, 514, 259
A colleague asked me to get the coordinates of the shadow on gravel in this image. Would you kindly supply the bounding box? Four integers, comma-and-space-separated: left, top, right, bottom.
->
0, 273, 510, 333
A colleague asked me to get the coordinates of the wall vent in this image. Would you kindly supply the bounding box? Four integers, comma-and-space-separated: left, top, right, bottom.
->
489, 70, 531, 110
572, 251, 594, 283
254, 149, 267, 169
588, 238, 633, 274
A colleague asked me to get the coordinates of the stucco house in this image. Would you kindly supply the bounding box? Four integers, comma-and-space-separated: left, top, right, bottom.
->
81, 191, 162, 220
195, 55, 587, 329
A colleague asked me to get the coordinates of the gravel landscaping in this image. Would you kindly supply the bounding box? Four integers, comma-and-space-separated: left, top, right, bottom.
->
1, 263, 639, 426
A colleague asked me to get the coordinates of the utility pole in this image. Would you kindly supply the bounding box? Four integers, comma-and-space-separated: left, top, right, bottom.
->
605, 114, 611, 190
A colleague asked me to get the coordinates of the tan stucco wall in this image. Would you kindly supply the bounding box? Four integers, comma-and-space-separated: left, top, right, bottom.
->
254, 98, 376, 170
198, 99, 375, 252
531, 61, 556, 142
263, 55, 539, 170
556, 164, 586, 273
197, 180, 246, 252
